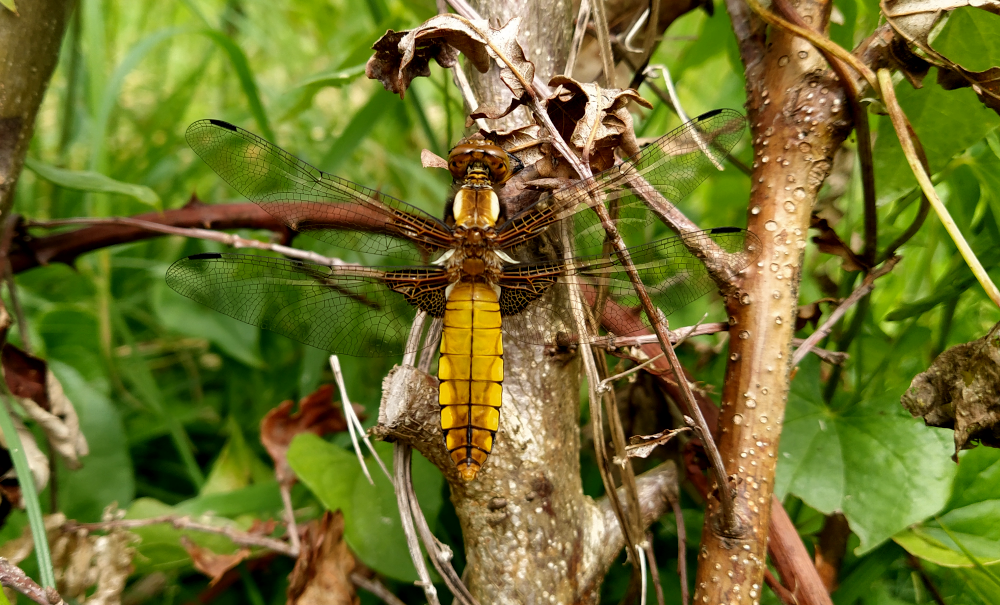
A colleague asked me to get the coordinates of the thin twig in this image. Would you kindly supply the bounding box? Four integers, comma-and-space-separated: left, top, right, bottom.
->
764, 569, 798, 605
0, 557, 65, 605
564, 0, 590, 76
449, 59, 490, 131
878, 67, 1000, 308
589, 0, 616, 88
279, 484, 301, 557
27, 216, 344, 267
638, 540, 648, 605
881, 193, 930, 262
669, 497, 689, 605
63, 516, 295, 557
791, 256, 900, 365
392, 445, 441, 605
330, 355, 392, 484
351, 572, 407, 605
644, 533, 666, 605
644, 65, 724, 171
598, 353, 665, 393
403, 447, 479, 605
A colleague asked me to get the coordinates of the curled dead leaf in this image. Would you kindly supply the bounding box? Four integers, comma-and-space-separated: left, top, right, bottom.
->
547, 76, 652, 171
181, 537, 251, 587
902, 323, 1000, 457
261, 384, 350, 487
288, 511, 358, 605
882, 0, 1000, 111
366, 14, 534, 102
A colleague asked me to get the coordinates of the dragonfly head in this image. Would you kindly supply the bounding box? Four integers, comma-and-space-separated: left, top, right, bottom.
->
448, 140, 513, 186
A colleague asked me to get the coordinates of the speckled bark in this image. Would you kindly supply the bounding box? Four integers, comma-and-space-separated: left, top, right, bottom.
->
692, 0, 851, 602
0, 0, 75, 216
463, 0, 572, 132
374, 1, 688, 601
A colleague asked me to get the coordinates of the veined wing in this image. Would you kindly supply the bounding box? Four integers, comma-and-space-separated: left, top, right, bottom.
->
186, 120, 454, 263
498, 228, 759, 346
495, 109, 746, 255
165, 253, 449, 357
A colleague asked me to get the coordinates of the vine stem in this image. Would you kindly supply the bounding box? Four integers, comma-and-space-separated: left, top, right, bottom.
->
877, 68, 1000, 308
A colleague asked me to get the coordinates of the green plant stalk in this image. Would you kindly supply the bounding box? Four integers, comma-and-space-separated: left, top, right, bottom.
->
0, 382, 55, 588
878, 68, 1000, 309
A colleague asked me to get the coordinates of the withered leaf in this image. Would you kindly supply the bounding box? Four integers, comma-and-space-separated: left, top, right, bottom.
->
547, 76, 653, 171
810, 217, 868, 272
261, 384, 350, 486
902, 323, 1000, 457
367, 15, 534, 102
882, 0, 1000, 111
182, 537, 251, 587
288, 511, 358, 605
421, 148, 449, 170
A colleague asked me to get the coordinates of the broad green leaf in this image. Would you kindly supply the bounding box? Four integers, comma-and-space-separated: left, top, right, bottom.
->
933, 7, 1000, 72
125, 497, 249, 573
895, 447, 1000, 567
288, 434, 443, 583
51, 362, 135, 522
874, 73, 1000, 205
200, 417, 274, 495
176, 481, 283, 518
775, 358, 955, 554
24, 157, 160, 207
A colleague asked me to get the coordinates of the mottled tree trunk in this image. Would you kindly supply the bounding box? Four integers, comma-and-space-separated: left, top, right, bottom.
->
692, 0, 852, 601
0, 0, 75, 216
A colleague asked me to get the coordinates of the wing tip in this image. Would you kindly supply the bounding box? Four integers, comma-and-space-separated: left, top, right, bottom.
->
207, 118, 238, 131
188, 252, 223, 260
709, 226, 742, 234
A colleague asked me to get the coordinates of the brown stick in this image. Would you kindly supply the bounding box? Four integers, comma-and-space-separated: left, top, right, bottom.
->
767, 495, 834, 605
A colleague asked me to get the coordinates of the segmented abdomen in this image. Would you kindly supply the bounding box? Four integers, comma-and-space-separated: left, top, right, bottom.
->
439, 281, 503, 481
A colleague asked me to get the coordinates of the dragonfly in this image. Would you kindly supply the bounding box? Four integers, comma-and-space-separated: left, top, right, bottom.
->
166, 109, 759, 481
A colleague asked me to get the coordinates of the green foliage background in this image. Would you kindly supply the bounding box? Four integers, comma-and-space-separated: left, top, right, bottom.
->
3, 0, 1000, 603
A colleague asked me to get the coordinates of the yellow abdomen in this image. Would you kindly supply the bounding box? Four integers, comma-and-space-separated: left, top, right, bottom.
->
439, 281, 503, 481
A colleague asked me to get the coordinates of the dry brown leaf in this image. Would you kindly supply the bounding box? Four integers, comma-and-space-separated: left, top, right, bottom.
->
181, 537, 251, 587
902, 323, 1000, 457
367, 14, 534, 102
287, 511, 358, 605
261, 384, 349, 487
883, 0, 1000, 111
484, 123, 544, 166
420, 148, 449, 170
810, 217, 868, 272
546, 76, 652, 171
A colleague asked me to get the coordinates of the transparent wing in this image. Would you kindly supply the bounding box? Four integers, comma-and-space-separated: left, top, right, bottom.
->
165, 253, 449, 357
498, 228, 759, 345
186, 119, 454, 262
495, 109, 746, 255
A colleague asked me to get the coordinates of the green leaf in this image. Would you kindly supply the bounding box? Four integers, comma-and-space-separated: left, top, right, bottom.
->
895, 447, 1000, 567
200, 417, 274, 495
126, 497, 248, 573
933, 7, 1000, 72
288, 434, 443, 582
51, 361, 135, 522
775, 357, 956, 554
319, 90, 395, 172
0, 0, 17, 15
874, 72, 1000, 205
24, 157, 160, 207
